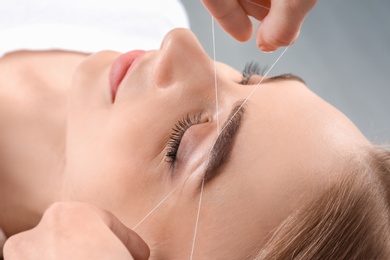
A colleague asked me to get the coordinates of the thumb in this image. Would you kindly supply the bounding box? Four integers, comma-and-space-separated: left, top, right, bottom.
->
257, 0, 317, 51
98, 209, 150, 260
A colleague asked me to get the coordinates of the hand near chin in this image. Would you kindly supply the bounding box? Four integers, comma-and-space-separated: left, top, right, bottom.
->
201, 0, 317, 52
3, 202, 150, 260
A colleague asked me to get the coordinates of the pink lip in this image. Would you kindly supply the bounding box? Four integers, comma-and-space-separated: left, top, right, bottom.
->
109, 50, 146, 101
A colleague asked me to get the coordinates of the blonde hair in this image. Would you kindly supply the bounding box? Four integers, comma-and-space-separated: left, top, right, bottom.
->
255, 146, 390, 259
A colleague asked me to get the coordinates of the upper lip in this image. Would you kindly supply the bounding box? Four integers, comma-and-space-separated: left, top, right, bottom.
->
109, 50, 146, 101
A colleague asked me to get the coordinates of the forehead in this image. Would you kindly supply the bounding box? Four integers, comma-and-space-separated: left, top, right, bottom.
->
242, 79, 367, 151
220, 79, 368, 201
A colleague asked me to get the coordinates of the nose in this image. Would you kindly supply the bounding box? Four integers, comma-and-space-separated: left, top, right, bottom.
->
153, 28, 215, 90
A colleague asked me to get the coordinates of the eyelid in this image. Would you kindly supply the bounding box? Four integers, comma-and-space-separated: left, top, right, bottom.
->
165, 113, 203, 166
240, 61, 306, 85
240, 62, 266, 85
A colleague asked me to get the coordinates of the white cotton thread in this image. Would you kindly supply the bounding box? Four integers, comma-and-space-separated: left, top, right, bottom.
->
189, 177, 205, 260
246, 0, 270, 10
212, 17, 220, 134
132, 181, 182, 230
188, 16, 220, 259
188, 17, 219, 260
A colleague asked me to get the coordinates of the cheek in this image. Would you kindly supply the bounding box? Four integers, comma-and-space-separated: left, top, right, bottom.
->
71, 51, 119, 110
179, 173, 271, 257
63, 113, 172, 229
63, 151, 170, 229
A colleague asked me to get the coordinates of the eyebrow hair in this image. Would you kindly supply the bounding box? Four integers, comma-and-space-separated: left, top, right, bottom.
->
203, 100, 245, 182
200, 74, 303, 183
264, 73, 306, 84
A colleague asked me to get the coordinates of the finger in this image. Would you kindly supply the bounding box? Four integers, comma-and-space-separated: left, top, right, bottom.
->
43, 202, 150, 260
202, 0, 253, 41
97, 208, 150, 260
3, 231, 31, 259
239, 0, 270, 22
256, 0, 317, 51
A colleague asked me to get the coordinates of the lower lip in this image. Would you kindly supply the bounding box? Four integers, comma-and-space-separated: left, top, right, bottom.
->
109, 50, 146, 101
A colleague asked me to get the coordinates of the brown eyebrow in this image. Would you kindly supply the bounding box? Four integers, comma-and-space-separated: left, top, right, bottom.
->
203, 100, 245, 182
264, 73, 306, 84
200, 74, 303, 183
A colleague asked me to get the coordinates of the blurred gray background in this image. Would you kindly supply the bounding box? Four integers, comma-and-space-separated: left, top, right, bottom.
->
181, 0, 390, 144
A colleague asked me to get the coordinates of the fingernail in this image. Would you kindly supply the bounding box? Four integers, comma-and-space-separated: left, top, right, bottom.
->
262, 48, 275, 53
258, 44, 275, 53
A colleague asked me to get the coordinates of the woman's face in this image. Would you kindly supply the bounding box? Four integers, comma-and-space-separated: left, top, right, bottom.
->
63, 29, 368, 259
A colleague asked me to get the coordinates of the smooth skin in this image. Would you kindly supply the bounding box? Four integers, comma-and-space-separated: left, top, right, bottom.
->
2, 29, 368, 259
202, 0, 318, 51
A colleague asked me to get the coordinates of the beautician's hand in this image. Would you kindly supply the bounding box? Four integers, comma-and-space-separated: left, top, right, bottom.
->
201, 0, 317, 52
3, 202, 150, 260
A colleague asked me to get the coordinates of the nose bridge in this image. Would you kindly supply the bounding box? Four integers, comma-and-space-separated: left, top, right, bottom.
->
153, 29, 214, 92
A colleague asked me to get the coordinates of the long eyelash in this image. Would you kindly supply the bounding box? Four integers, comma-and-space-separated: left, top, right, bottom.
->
166, 114, 202, 164
240, 61, 267, 85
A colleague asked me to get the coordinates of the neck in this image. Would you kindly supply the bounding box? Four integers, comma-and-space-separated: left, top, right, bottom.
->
0, 50, 87, 236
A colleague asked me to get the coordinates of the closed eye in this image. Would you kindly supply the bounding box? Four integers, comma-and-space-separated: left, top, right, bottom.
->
240, 61, 266, 85
240, 61, 306, 85
166, 113, 202, 167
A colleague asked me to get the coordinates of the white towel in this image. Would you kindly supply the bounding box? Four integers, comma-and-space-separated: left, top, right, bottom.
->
0, 0, 189, 56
